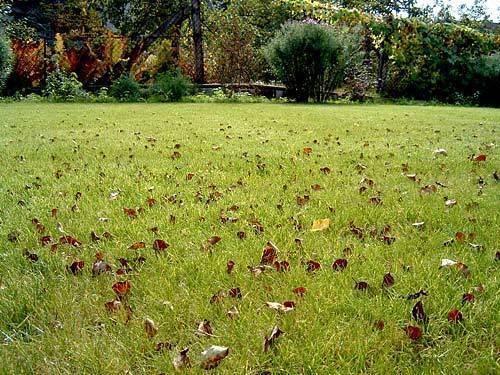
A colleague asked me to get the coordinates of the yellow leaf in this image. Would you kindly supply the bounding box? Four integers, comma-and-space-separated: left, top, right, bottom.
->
311, 218, 330, 232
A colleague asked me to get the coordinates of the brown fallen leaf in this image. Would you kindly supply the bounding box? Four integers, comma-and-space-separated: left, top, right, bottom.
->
404, 325, 422, 340
196, 319, 214, 336
226, 306, 239, 319
473, 154, 486, 162
92, 260, 112, 276
129, 241, 146, 250
59, 235, 81, 247
261, 241, 278, 265
311, 184, 322, 191
306, 260, 321, 272
227, 260, 235, 274
172, 347, 191, 371
200, 345, 229, 370
455, 232, 466, 242
144, 317, 158, 338
23, 250, 39, 262
448, 309, 463, 323
112, 280, 131, 298
332, 258, 348, 271
263, 325, 283, 353
373, 320, 384, 331
104, 299, 122, 313
354, 281, 369, 291
208, 236, 222, 245
303, 147, 312, 155
412, 301, 428, 323
123, 207, 137, 218
420, 184, 437, 194
296, 195, 310, 206
67, 260, 84, 275
462, 293, 474, 305
153, 239, 169, 252
382, 273, 395, 288
311, 218, 330, 232
293, 286, 307, 297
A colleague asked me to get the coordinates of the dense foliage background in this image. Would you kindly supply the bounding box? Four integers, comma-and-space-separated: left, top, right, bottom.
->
0, 0, 498, 105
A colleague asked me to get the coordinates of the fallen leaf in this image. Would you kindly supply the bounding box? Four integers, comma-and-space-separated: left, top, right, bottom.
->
92, 260, 112, 276
109, 191, 120, 200
306, 260, 321, 272
153, 239, 169, 252
23, 250, 38, 262
59, 235, 81, 247
332, 258, 348, 271
310, 218, 330, 232
67, 260, 84, 274
293, 286, 307, 297
104, 299, 121, 312
404, 325, 422, 340
112, 280, 131, 298
445, 199, 457, 208
448, 309, 463, 323
473, 154, 486, 162
200, 345, 229, 370
374, 320, 384, 330
197, 319, 214, 336
434, 148, 448, 156
404, 290, 428, 300
227, 260, 235, 274
124, 208, 138, 219
303, 147, 312, 155
210, 290, 226, 304
260, 242, 278, 265
455, 232, 466, 242
263, 325, 283, 353
208, 236, 222, 245
226, 306, 239, 319
355, 281, 369, 290
266, 301, 295, 313
412, 301, 428, 323
129, 241, 146, 250
420, 184, 437, 194
311, 184, 322, 191
144, 317, 158, 338
462, 293, 474, 305
172, 347, 191, 371
382, 273, 395, 288
412, 222, 425, 229
146, 197, 156, 207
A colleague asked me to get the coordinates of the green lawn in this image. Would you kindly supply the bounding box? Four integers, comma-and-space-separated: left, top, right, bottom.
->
0, 103, 499, 374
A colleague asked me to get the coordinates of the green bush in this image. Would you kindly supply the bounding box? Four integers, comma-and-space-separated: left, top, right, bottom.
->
43, 69, 87, 101
471, 53, 500, 107
150, 70, 192, 102
109, 75, 142, 102
0, 33, 13, 92
264, 21, 361, 102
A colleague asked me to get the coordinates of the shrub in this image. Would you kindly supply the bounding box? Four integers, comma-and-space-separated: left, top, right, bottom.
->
264, 21, 361, 102
150, 70, 192, 102
0, 33, 13, 92
471, 53, 500, 107
43, 69, 87, 100
109, 75, 142, 101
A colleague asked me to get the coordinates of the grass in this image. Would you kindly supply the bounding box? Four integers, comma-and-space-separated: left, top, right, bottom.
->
0, 102, 498, 374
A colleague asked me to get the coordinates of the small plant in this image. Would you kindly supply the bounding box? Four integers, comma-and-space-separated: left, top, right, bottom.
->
264, 21, 362, 102
43, 69, 87, 101
109, 75, 142, 102
0, 33, 13, 92
150, 70, 192, 102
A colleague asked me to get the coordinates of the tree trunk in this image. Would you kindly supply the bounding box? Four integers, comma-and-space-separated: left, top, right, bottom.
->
191, 0, 205, 84
125, 6, 190, 72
